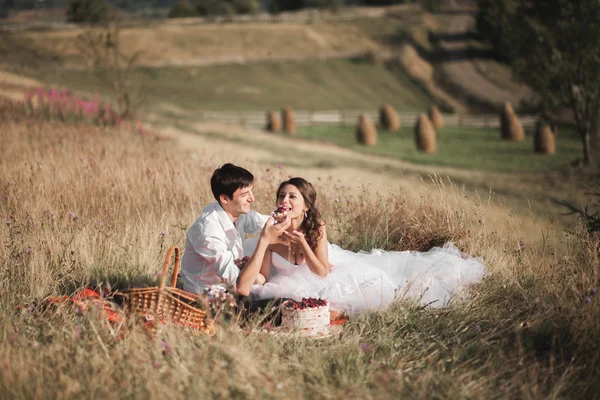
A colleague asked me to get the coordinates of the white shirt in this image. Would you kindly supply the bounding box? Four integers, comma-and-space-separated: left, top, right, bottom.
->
181, 202, 268, 294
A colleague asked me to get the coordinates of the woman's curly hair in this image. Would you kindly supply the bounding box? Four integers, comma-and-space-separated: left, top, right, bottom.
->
276, 177, 324, 251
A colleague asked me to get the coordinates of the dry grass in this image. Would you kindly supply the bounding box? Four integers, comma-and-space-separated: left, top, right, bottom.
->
6, 22, 382, 69
2, 98, 600, 398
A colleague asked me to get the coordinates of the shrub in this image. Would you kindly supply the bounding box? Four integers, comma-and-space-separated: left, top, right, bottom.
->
231, 0, 260, 14
356, 113, 377, 146
534, 120, 556, 155
500, 101, 524, 141
24, 87, 120, 127
428, 104, 444, 129
266, 110, 281, 132
282, 106, 296, 136
475, 0, 518, 61
379, 104, 400, 132
414, 113, 436, 153
167, 0, 198, 18
363, 48, 384, 65
304, 0, 343, 10
66, 0, 109, 24
360, 0, 414, 4
212, 1, 236, 16
269, 0, 303, 13
197, 0, 236, 16
75, 20, 144, 118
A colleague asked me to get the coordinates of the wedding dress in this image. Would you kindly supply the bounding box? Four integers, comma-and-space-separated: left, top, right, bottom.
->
250, 243, 486, 314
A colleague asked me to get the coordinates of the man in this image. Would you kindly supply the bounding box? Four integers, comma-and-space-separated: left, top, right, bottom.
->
181, 163, 290, 297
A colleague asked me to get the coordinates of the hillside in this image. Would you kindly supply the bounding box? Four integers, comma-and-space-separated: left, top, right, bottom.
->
0, 5, 461, 113
31, 59, 436, 113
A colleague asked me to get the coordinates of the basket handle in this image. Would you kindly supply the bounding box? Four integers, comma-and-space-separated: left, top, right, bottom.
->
159, 245, 181, 289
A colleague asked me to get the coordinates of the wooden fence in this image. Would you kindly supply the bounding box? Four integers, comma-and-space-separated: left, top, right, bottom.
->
199, 110, 538, 130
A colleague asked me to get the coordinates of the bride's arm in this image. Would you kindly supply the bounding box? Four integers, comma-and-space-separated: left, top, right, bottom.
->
259, 248, 272, 281
254, 273, 266, 285
291, 224, 329, 277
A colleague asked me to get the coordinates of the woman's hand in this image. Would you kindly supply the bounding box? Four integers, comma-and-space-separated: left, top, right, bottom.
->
283, 230, 308, 247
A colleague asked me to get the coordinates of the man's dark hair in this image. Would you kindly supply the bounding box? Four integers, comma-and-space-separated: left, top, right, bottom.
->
210, 163, 254, 203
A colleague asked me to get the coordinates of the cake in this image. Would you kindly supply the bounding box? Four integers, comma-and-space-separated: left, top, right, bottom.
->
282, 297, 330, 337
271, 206, 289, 223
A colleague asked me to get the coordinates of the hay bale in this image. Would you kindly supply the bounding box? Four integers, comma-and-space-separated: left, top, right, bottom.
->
266, 111, 281, 132
551, 121, 559, 136
534, 120, 556, 154
379, 104, 400, 132
591, 118, 600, 155
356, 113, 377, 146
414, 113, 436, 153
500, 102, 525, 141
428, 105, 444, 129
281, 107, 296, 136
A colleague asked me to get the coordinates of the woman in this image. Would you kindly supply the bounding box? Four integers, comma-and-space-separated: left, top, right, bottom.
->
250, 178, 486, 314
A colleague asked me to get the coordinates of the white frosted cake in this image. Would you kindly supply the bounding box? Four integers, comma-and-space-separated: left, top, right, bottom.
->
282, 298, 330, 337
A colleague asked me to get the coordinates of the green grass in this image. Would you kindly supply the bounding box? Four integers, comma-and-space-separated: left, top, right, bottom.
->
32, 58, 436, 112
296, 125, 583, 173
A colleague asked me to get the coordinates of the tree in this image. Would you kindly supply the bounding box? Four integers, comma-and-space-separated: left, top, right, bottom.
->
75, 12, 145, 118
475, 0, 518, 60
196, 0, 236, 16
168, 0, 198, 18
304, 0, 343, 10
230, 0, 260, 14
509, 0, 600, 167
66, 0, 109, 24
268, 0, 303, 13
0, 0, 15, 18
359, 0, 414, 5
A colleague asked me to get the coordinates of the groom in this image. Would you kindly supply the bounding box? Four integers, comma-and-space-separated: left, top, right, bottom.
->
181, 163, 290, 297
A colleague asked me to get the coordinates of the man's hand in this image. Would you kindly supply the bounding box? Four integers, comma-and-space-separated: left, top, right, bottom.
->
234, 256, 250, 269
260, 215, 291, 244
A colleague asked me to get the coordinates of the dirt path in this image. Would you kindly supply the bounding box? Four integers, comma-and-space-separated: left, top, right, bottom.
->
438, 3, 527, 109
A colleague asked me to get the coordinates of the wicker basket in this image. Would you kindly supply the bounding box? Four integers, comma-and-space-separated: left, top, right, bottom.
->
117, 246, 211, 332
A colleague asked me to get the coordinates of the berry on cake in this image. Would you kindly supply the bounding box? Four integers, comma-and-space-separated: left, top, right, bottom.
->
271, 206, 289, 224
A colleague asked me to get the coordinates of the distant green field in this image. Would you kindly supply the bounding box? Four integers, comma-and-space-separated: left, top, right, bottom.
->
33, 58, 436, 113
296, 124, 582, 172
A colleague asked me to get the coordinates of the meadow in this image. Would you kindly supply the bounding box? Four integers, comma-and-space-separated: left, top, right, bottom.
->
1, 96, 600, 398
296, 124, 582, 173
28, 58, 435, 113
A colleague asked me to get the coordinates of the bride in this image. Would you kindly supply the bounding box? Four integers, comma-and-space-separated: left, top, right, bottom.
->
249, 177, 486, 314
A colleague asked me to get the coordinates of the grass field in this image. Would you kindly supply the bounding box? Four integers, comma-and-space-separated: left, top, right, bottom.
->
2, 97, 600, 398
31, 59, 436, 112
295, 124, 582, 172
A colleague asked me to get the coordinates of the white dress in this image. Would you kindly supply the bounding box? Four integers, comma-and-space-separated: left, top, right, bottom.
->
250, 243, 486, 314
